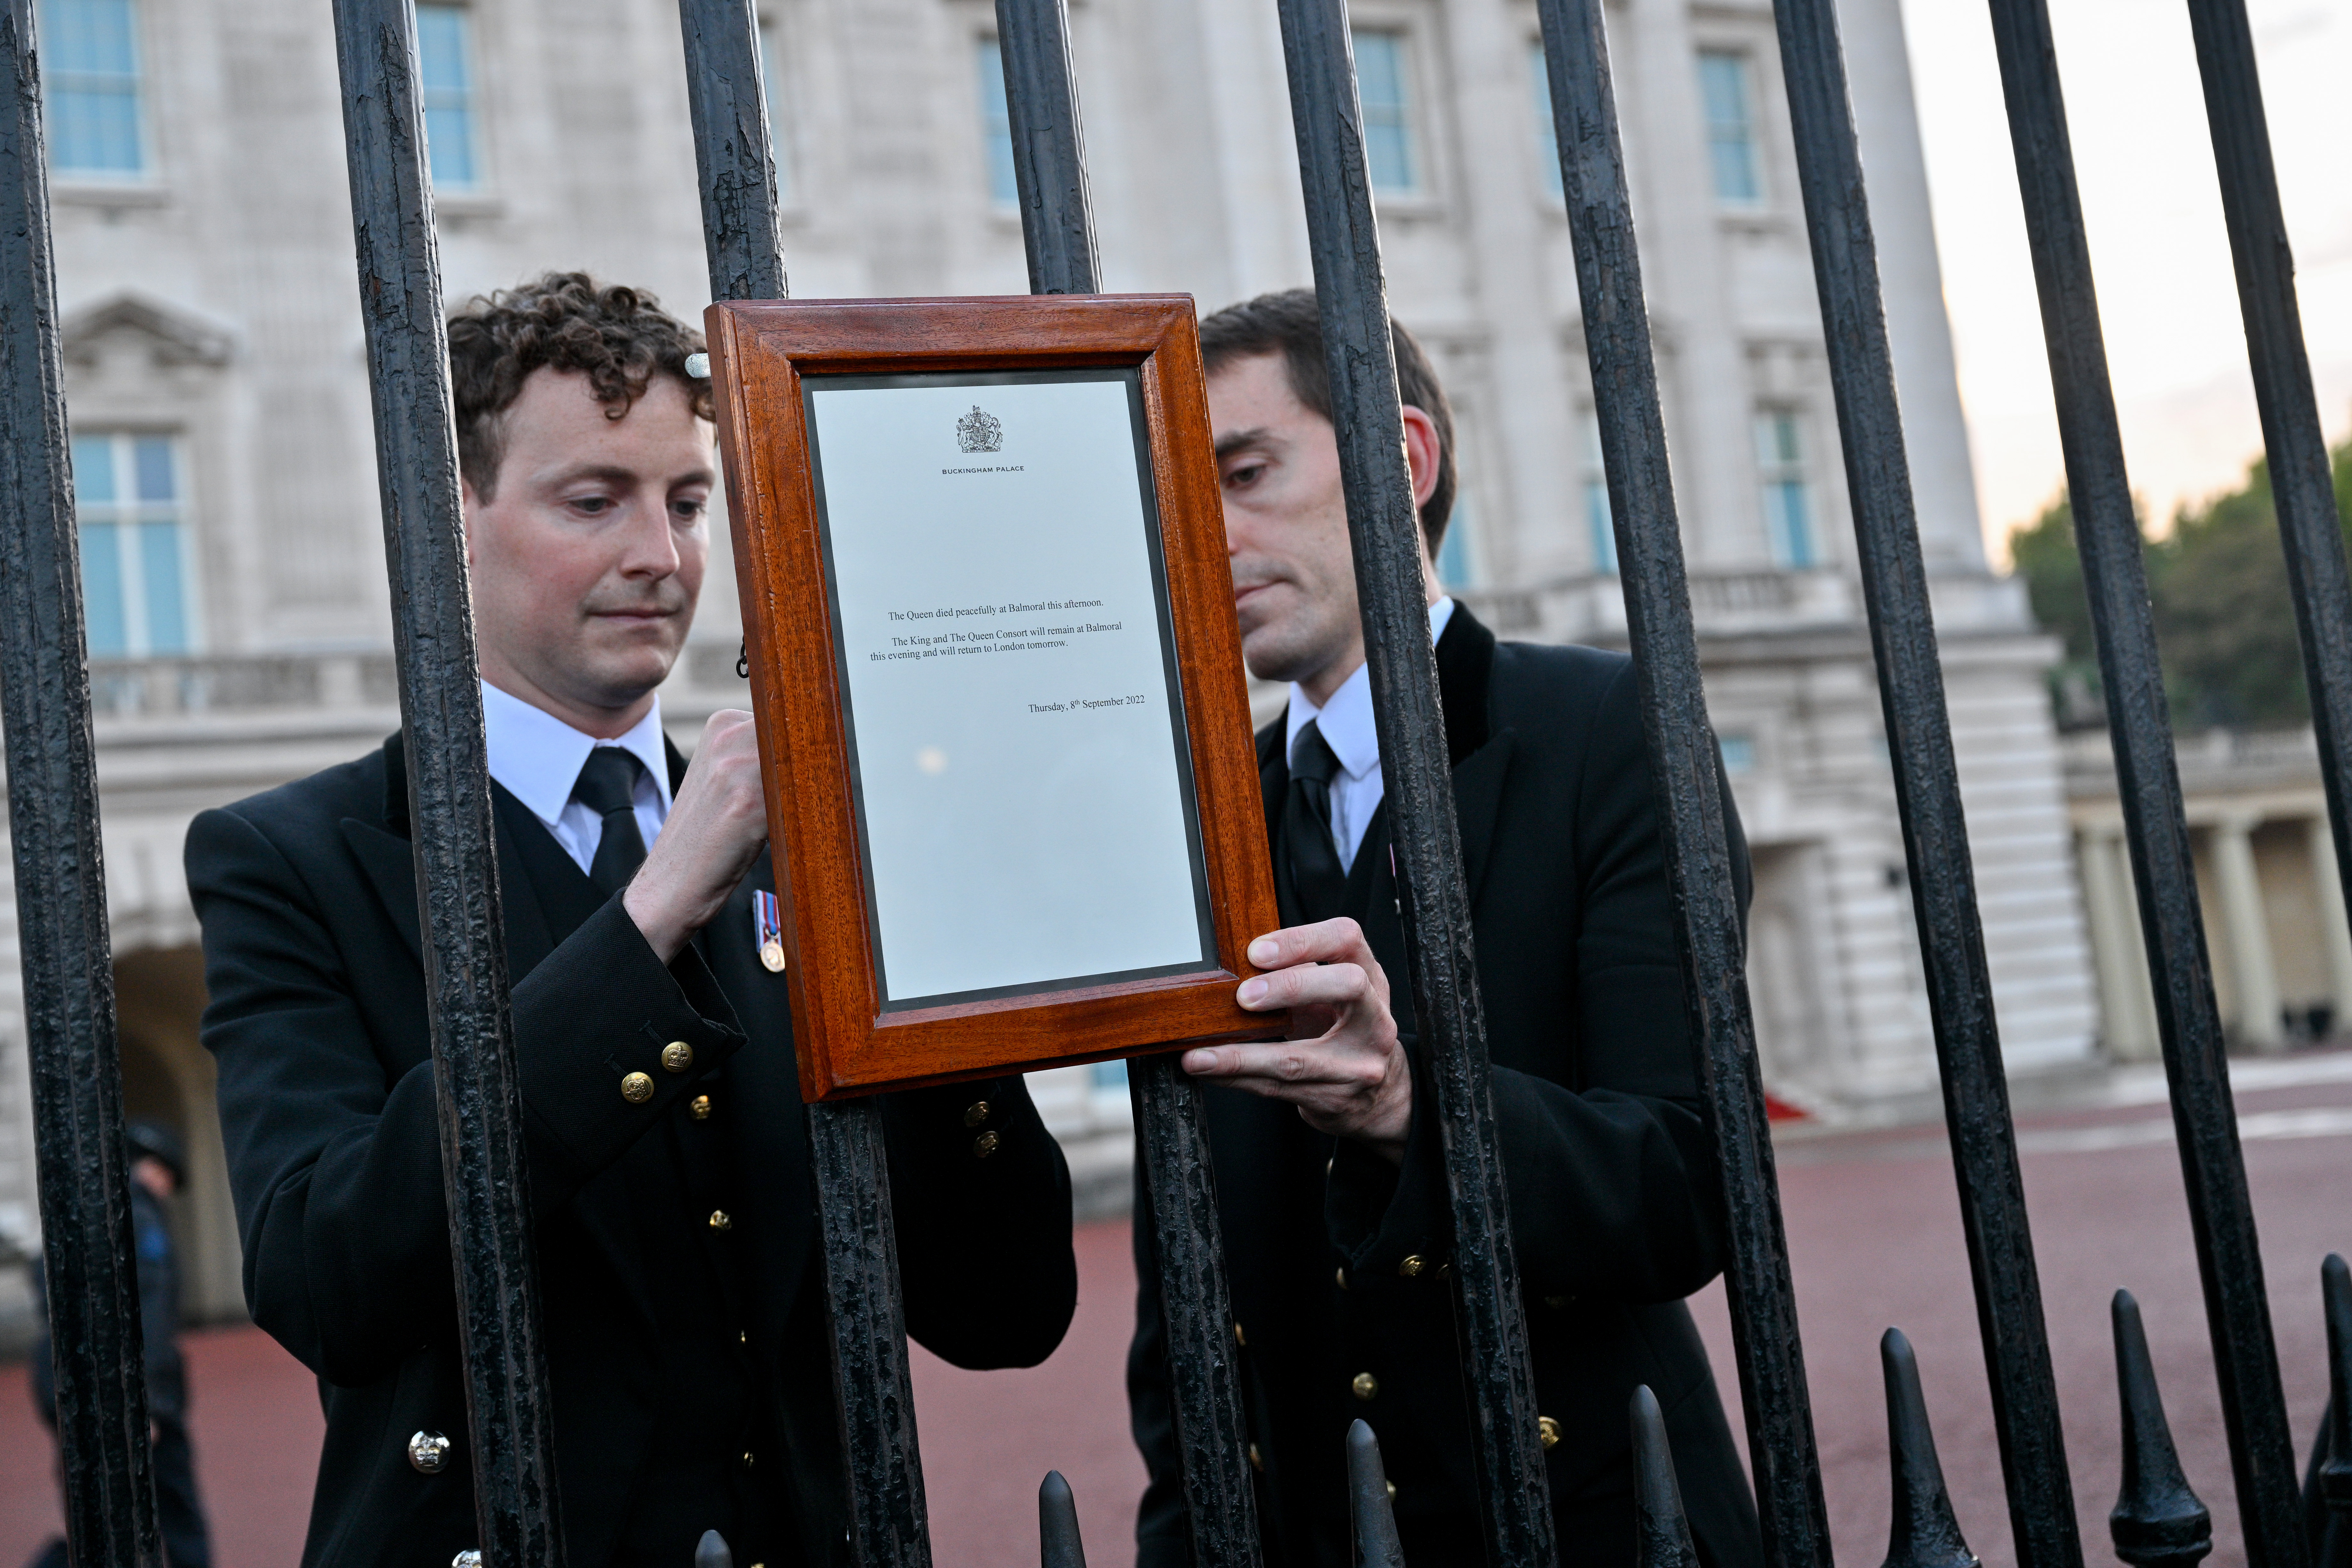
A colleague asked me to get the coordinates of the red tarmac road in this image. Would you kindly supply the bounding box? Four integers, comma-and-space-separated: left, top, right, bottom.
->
4, 1051, 2346, 1568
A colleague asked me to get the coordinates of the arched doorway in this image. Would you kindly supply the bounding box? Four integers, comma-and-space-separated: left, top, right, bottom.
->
113, 946, 242, 1325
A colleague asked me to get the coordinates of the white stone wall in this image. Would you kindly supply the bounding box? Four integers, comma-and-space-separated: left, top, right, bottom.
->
0, 0, 2107, 1307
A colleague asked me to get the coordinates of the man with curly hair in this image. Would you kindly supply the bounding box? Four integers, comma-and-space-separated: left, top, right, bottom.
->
186, 273, 1081, 1567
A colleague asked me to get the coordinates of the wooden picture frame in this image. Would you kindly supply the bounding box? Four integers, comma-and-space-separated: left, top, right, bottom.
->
707, 294, 1285, 1101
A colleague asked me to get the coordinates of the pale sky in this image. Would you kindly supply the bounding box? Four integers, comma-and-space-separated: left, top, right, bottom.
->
1897, 0, 2352, 565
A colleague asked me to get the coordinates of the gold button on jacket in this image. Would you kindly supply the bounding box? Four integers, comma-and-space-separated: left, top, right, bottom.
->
963, 1100, 991, 1128
620, 1071, 654, 1104
661, 1041, 693, 1074
708, 1209, 733, 1232
690, 1094, 712, 1121
972, 1130, 1001, 1158
1538, 1416, 1562, 1451
1351, 1372, 1378, 1401
1397, 1254, 1426, 1278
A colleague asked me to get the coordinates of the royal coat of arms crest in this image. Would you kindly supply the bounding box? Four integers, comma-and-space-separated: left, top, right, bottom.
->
956, 405, 1004, 453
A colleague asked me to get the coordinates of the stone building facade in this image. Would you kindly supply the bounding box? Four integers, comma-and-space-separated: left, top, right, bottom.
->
0, 0, 2099, 1326
2067, 726, 2352, 1062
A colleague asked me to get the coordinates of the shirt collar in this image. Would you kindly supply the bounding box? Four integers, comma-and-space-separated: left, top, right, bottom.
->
480, 681, 674, 829
1284, 596, 1454, 781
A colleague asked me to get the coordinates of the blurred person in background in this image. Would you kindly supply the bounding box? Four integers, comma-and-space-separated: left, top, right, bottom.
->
27, 1118, 213, 1568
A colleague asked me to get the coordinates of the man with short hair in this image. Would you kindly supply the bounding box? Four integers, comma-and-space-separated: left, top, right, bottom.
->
1127, 289, 1763, 1568
187, 273, 1081, 1567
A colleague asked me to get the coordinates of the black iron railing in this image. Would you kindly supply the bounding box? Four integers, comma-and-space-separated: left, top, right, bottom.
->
6, 0, 2348, 1565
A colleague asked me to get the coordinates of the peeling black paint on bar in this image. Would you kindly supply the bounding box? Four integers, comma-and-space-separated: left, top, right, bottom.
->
0, 5, 161, 1564
2180, 0, 2352, 941
1271, 4, 1556, 1565
1977, 0, 2307, 1562
675, 4, 934, 1564
1130, 1057, 1264, 1568
1530, 2, 1833, 1565
1761, 0, 2081, 1562
989, 6, 1266, 1564
330, 1, 564, 1563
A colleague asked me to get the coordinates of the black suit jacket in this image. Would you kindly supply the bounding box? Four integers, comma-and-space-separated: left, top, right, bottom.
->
187, 733, 1077, 1568
1129, 607, 1762, 1568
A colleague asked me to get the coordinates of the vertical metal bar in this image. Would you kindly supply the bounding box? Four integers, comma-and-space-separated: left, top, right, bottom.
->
994, 0, 1097, 298
1978, 1, 2306, 1560
1762, 1, 2082, 1562
675, 5, 932, 1564
988, 7, 1263, 1564
2179, 0, 2352, 920
1128, 1056, 1264, 1568
1530, 3, 1833, 1565
804, 1106, 930, 1566
0, 7, 160, 1566
1270, 6, 1555, 1565
331, 4, 564, 1564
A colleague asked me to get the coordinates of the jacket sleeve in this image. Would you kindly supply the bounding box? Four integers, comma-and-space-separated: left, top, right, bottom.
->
1326, 659, 1746, 1305
884, 1075, 1077, 1370
188, 804, 747, 1386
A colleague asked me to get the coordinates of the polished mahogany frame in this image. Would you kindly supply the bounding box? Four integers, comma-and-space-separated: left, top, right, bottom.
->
707, 294, 1284, 1101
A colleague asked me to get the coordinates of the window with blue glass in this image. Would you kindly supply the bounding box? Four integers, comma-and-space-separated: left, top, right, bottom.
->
39, 0, 146, 177
1352, 30, 1419, 195
1529, 42, 1562, 201
1580, 408, 1618, 575
1697, 50, 1761, 205
976, 38, 1016, 206
416, 5, 482, 190
1755, 410, 1817, 570
73, 433, 193, 658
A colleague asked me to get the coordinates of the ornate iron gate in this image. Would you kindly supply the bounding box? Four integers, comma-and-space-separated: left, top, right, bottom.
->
3, 0, 2348, 1563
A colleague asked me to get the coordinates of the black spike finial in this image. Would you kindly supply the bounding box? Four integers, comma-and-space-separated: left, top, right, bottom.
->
1039, 1470, 1087, 1568
1630, 1386, 1698, 1568
694, 1529, 732, 1568
1347, 1419, 1407, 1568
1880, 1329, 1979, 1568
2319, 1256, 2352, 1522
2110, 1290, 2213, 1568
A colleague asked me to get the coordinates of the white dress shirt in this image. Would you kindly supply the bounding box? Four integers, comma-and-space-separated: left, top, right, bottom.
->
480, 681, 674, 876
1283, 596, 1455, 873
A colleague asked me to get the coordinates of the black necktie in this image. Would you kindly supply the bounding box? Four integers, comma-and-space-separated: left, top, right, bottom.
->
573, 748, 649, 896
1283, 720, 1348, 924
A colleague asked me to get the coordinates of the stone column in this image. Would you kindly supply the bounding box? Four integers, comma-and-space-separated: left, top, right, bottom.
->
2079, 824, 2160, 1060
2211, 811, 2283, 1051
2306, 816, 2352, 1033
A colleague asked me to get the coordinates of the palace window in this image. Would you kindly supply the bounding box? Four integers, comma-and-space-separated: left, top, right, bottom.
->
976, 38, 1016, 207
1696, 50, 1761, 206
416, 4, 483, 190
1755, 409, 1818, 569
1581, 407, 1618, 575
73, 432, 194, 658
40, 0, 147, 178
1529, 42, 1563, 201
1351, 29, 1420, 195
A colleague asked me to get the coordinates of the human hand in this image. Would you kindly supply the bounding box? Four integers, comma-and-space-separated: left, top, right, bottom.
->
623, 710, 768, 963
1180, 918, 1411, 1164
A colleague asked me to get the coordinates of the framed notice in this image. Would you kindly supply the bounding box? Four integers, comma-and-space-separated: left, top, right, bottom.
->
707, 294, 1284, 1100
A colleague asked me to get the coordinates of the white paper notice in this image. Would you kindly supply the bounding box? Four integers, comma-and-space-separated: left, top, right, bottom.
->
807, 373, 1212, 1006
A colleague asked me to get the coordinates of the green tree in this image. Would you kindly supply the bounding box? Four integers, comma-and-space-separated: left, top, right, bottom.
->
2005, 437, 2352, 730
